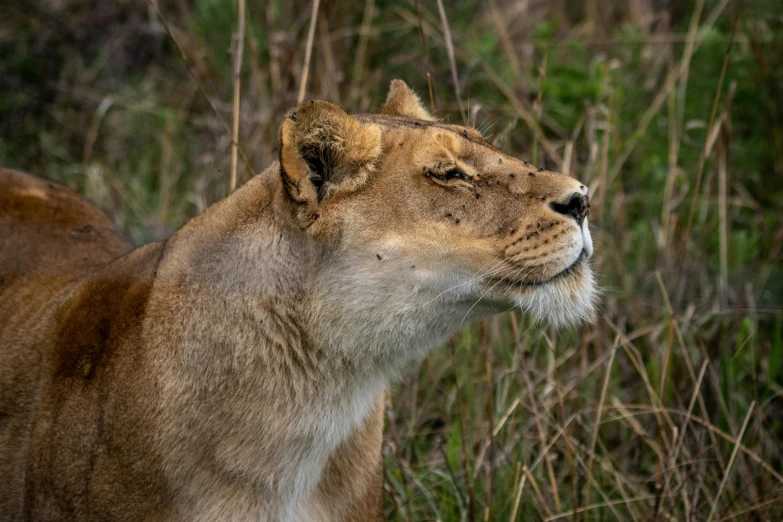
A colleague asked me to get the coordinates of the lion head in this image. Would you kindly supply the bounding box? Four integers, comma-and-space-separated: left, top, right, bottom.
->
277, 80, 596, 363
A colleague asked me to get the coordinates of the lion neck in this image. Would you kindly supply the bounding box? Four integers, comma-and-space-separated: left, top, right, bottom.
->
151, 166, 375, 394
145, 166, 394, 511
153, 165, 455, 385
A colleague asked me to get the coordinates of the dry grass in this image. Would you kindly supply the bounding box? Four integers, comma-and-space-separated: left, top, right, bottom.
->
1, 0, 782, 520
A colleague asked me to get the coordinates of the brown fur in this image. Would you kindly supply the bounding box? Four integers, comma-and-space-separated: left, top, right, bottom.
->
0, 81, 595, 521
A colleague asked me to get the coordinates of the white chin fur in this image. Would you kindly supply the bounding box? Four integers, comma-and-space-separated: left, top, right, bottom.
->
515, 261, 597, 327
582, 218, 593, 258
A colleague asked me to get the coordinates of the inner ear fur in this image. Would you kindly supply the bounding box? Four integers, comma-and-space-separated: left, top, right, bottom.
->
279, 100, 381, 207
379, 79, 435, 121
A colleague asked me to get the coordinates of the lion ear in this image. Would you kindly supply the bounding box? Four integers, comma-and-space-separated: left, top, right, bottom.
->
379, 79, 434, 121
279, 100, 381, 208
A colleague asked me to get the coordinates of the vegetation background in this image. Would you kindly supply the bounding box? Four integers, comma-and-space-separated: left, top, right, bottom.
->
2, 0, 782, 519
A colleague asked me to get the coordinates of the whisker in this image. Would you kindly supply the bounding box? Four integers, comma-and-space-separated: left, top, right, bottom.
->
405, 260, 509, 312
457, 260, 540, 329
405, 256, 507, 311
457, 262, 533, 329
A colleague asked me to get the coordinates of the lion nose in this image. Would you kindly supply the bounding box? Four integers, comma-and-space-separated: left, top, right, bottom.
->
550, 192, 588, 225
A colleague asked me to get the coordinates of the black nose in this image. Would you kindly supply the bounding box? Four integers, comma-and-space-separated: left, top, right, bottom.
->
550, 193, 588, 225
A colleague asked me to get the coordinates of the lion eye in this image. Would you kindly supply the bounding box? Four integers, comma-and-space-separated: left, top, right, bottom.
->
433, 167, 471, 182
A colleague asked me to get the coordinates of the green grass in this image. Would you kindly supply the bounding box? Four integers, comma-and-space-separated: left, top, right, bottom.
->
2, 0, 783, 519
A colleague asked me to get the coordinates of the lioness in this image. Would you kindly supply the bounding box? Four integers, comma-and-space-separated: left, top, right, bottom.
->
0, 80, 595, 521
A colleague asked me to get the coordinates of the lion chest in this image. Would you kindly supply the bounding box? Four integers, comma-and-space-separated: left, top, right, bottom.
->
168, 374, 383, 521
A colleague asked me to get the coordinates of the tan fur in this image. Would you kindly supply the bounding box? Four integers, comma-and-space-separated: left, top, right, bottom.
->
0, 81, 596, 521
379, 79, 435, 121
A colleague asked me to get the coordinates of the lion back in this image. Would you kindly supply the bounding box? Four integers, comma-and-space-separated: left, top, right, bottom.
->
0, 169, 132, 286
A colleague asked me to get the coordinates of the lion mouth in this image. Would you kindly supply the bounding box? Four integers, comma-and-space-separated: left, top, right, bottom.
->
551, 250, 588, 282
487, 250, 588, 290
